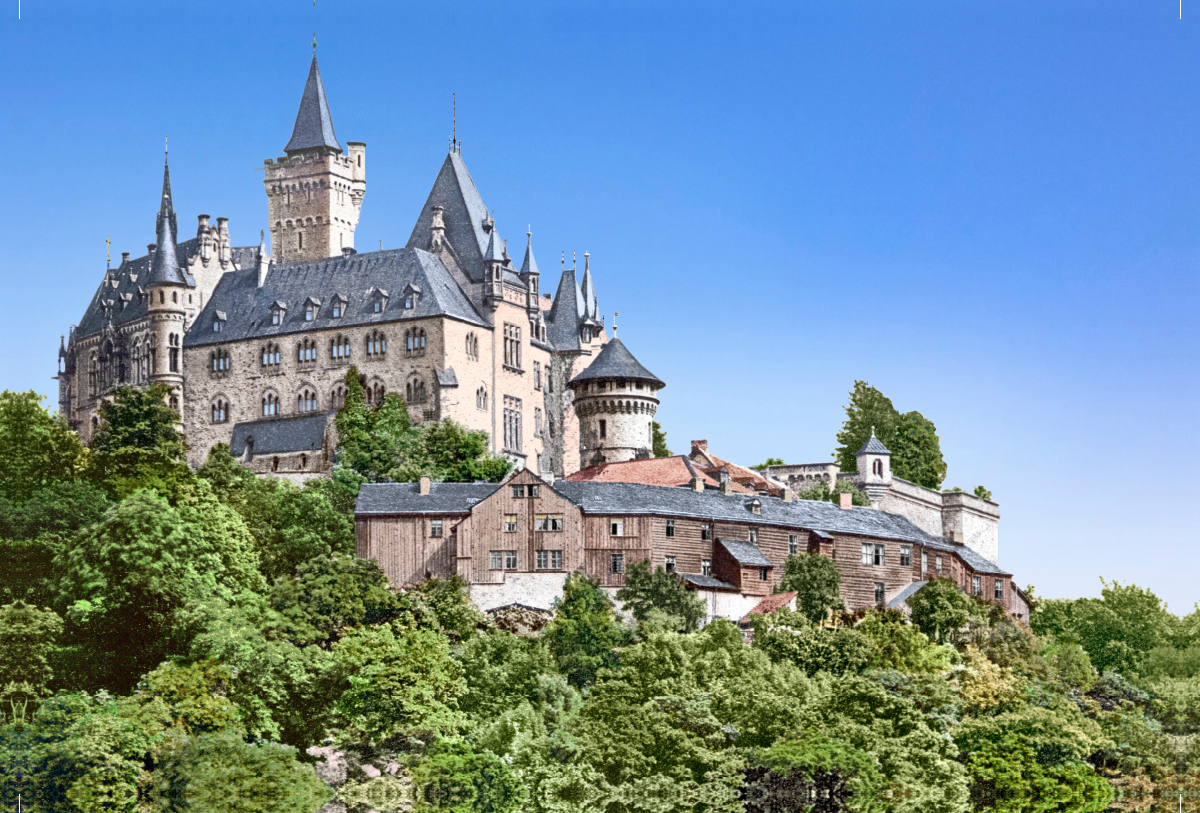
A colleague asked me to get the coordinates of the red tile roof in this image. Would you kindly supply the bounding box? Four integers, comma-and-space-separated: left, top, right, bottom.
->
563, 455, 720, 488
746, 591, 797, 617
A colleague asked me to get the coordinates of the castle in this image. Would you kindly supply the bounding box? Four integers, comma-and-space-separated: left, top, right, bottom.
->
57, 56, 622, 482
58, 55, 1026, 623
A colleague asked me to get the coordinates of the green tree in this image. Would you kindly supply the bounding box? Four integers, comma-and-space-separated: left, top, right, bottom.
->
154, 730, 331, 813
543, 572, 635, 688
454, 631, 563, 721
411, 740, 527, 813
856, 609, 954, 674
0, 390, 85, 504
133, 660, 241, 736
85, 384, 191, 499
832, 382, 947, 489
908, 578, 973, 644
749, 457, 784, 472
973, 485, 993, 501
425, 420, 512, 482
418, 575, 490, 643
1031, 580, 1172, 673
742, 733, 884, 813
615, 562, 706, 633
651, 422, 672, 458
752, 608, 873, 676
778, 553, 844, 623
794, 478, 871, 507
964, 734, 1111, 813
0, 601, 63, 721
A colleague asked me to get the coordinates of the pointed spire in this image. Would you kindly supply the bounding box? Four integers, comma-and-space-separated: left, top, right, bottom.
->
520, 228, 540, 276
284, 56, 342, 156
579, 252, 598, 320
149, 154, 184, 286
483, 228, 504, 263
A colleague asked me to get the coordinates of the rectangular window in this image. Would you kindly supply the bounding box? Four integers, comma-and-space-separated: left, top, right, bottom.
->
861, 543, 873, 566
749, 527, 759, 544
666, 519, 675, 538
874, 582, 885, 603
503, 323, 522, 369
935, 555, 943, 574
503, 514, 518, 532
536, 550, 548, 570
534, 361, 542, 390
665, 555, 676, 574
511, 485, 525, 498
529, 484, 539, 498
701, 558, 712, 577
332, 304, 342, 318
701, 523, 711, 541
995, 579, 1004, 602
550, 550, 562, 570
789, 534, 799, 556
972, 576, 982, 596
611, 552, 624, 574
900, 545, 912, 567
429, 519, 443, 538
489, 551, 503, 570
535, 514, 564, 531
599, 419, 607, 439
505, 550, 518, 570
758, 567, 769, 581
873, 544, 885, 566
610, 518, 624, 536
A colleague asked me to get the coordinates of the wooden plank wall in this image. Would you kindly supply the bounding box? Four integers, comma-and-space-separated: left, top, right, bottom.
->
359, 514, 458, 587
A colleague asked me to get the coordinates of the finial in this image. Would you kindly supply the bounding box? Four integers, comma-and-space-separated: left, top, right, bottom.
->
572, 249, 576, 270
164, 135, 168, 160
613, 311, 618, 337
380, 240, 383, 251
106, 235, 111, 269
453, 93, 457, 153
561, 251, 565, 270
584, 251, 590, 272
312, 33, 318, 55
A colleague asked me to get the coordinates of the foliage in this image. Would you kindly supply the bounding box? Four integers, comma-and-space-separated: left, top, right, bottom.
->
411, 740, 527, 813
749, 457, 783, 472
0, 390, 85, 504
743, 732, 884, 813
952, 705, 1112, 765
1137, 643, 1200, 678
84, 384, 190, 499
794, 478, 872, 507
752, 608, 873, 676
870, 669, 963, 733
856, 609, 954, 674
1041, 636, 1098, 692
615, 562, 706, 633
543, 572, 634, 688
651, 421, 672, 458
0, 600, 63, 721
418, 575, 490, 643
132, 660, 240, 736
154, 729, 331, 812
1031, 579, 1172, 673
832, 382, 947, 489
908, 578, 974, 644
964, 734, 1112, 813
777, 553, 845, 624
973, 485, 993, 501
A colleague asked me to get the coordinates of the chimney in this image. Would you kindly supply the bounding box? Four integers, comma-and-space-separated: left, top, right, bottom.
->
342, 247, 357, 256
691, 439, 708, 455
197, 214, 211, 235
147, 243, 156, 256
948, 530, 963, 545
839, 493, 852, 510
781, 487, 794, 503
121, 252, 130, 265
690, 476, 704, 492
719, 479, 733, 496
419, 475, 431, 496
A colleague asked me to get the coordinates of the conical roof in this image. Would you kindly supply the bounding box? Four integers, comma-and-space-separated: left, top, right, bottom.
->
580, 257, 598, 319
568, 338, 665, 389
856, 430, 891, 456
148, 157, 185, 286
284, 56, 342, 155
520, 231, 539, 276
483, 228, 504, 262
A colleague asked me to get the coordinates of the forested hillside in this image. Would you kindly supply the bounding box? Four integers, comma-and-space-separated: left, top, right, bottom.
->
1, 386, 1197, 812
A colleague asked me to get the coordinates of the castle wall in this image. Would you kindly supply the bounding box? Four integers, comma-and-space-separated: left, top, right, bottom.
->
265, 147, 366, 263
876, 478, 946, 539
765, 463, 840, 492
941, 490, 1000, 565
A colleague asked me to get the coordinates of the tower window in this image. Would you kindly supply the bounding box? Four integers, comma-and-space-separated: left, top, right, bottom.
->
599, 419, 607, 439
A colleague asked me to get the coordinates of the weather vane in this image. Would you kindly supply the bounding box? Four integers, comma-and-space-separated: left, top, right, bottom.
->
106, 236, 111, 268
313, 33, 318, 55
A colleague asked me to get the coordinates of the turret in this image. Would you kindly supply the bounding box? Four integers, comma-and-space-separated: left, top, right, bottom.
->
482, 217, 505, 309
146, 155, 188, 403
264, 56, 366, 263
520, 229, 540, 316
855, 429, 892, 506
568, 338, 664, 468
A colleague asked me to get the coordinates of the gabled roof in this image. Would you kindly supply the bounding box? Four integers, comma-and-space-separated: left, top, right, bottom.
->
148, 158, 186, 286
717, 538, 774, 567
283, 56, 342, 155
229, 411, 330, 456
186, 247, 487, 347
680, 573, 739, 591
406, 151, 492, 282
567, 338, 664, 388
563, 455, 720, 488
857, 431, 891, 456
356, 481, 501, 515
746, 591, 797, 616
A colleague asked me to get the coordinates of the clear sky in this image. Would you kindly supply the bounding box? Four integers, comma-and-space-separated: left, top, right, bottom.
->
2, 1, 1197, 611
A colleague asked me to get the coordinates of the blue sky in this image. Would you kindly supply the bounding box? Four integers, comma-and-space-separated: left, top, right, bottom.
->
2, 1, 1197, 611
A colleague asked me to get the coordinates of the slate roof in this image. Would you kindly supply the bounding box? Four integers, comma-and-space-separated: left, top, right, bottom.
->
680, 573, 738, 591
283, 56, 342, 155
886, 580, 927, 609
229, 411, 330, 456
436, 368, 459, 387
356, 481, 501, 515
406, 152, 492, 283
567, 338, 664, 388
718, 538, 774, 567
857, 432, 891, 456
186, 247, 487, 347
149, 159, 186, 286
545, 266, 587, 351
520, 232, 539, 277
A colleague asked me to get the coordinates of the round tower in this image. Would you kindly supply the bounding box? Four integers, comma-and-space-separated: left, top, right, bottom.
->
146, 155, 188, 408
568, 338, 665, 469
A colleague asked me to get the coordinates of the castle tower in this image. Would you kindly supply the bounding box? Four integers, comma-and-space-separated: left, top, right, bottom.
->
855, 429, 892, 507
568, 338, 664, 469
146, 156, 188, 408
264, 56, 366, 264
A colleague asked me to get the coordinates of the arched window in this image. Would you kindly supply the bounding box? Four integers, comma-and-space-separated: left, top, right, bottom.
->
330, 384, 347, 409
210, 349, 231, 373
466, 332, 479, 361
366, 330, 387, 357
405, 328, 427, 357
873, 459, 883, 476
262, 392, 280, 416
330, 334, 351, 360
211, 399, 228, 423
297, 389, 318, 413
406, 377, 427, 405
476, 386, 488, 410
297, 339, 317, 362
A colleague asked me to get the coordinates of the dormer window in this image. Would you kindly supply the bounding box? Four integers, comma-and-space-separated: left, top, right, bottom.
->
370, 288, 389, 314
270, 301, 287, 326
331, 294, 347, 318
212, 311, 227, 333
403, 282, 422, 310
304, 297, 321, 322
747, 499, 762, 515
